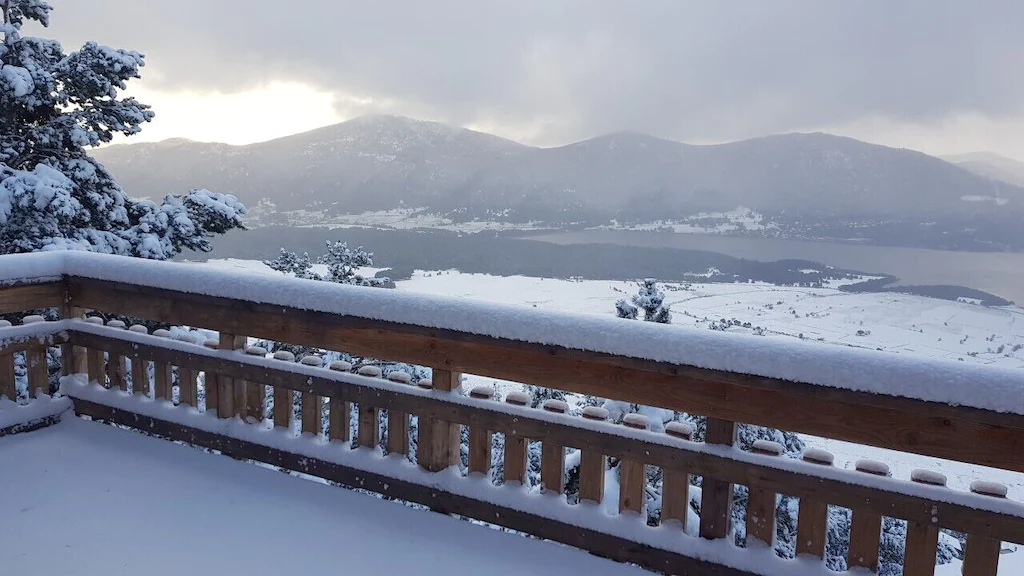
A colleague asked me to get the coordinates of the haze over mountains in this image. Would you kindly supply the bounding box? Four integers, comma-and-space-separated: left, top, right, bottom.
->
94, 115, 1024, 250
943, 152, 1024, 188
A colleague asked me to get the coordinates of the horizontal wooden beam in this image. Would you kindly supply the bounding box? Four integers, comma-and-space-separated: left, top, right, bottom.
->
0, 281, 65, 315
65, 330, 1024, 543
66, 277, 1024, 472
72, 399, 755, 576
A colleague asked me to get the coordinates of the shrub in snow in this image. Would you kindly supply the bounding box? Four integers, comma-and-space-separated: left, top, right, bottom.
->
0, 1, 245, 258
265, 241, 390, 287
615, 278, 671, 324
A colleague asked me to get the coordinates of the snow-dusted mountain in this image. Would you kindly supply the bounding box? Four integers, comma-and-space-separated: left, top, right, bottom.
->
943, 151, 1024, 188
94, 115, 1024, 223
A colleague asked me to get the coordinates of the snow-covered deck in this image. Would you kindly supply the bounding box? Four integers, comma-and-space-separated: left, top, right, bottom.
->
0, 416, 643, 576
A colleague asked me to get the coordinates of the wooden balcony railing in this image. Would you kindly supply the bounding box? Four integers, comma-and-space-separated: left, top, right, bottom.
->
1, 251, 1022, 575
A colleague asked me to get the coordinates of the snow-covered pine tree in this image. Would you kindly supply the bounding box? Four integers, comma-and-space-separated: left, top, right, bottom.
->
0, 0, 245, 257
266, 241, 390, 287
615, 279, 671, 323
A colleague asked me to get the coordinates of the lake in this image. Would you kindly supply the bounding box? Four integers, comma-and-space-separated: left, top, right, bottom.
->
525, 231, 1024, 304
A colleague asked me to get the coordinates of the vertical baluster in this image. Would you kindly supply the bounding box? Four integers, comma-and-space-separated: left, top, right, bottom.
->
848, 459, 889, 571
106, 320, 128, 391
272, 351, 295, 429
128, 325, 150, 397
22, 315, 48, 398
418, 369, 461, 472
176, 334, 198, 408
541, 399, 569, 494
300, 355, 324, 436
152, 329, 173, 401
578, 406, 609, 504
796, 448, 834, 559
502, 391, 530, 485
328, 359, 351, 442
618, 413, 648, 514
700, 417, 737, 540
201, 338, 221, 413
661, 421, 694, 529
242, 346, 268, 421
961, 481, 1007, 576
745, 439, 783, 547
60, 305, 86, 377
84, 317, 106, 387
356, 365, 382, 448
0, 320, 14, 401
216, 334, 245, 418
903, 469, 947, 576
387, 371, 412, 456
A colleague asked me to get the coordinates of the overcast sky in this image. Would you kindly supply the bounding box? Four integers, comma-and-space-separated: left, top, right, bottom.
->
46, 1, 1024, 159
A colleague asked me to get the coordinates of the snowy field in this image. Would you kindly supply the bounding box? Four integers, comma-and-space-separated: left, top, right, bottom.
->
0, 416, 643, 576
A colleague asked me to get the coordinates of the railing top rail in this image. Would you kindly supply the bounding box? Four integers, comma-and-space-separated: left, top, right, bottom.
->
3, 250, 1022, 418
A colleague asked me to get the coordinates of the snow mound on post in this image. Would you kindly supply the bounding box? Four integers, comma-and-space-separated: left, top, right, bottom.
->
854, 459, 890, 476
802, 448, 834, 465
970, 480, 1008, 498
4, 251, 1024, 415
911, 469, 947, 486
357, 365, 382, 378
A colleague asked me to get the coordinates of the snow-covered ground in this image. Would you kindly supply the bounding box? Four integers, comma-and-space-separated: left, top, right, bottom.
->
0, 416, 644, 576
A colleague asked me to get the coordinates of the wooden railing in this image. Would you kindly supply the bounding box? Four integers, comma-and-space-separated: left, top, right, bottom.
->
1, 253, 1023, 576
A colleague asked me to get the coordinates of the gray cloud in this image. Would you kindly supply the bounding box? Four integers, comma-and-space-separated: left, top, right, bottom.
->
46, 0, 1024, 145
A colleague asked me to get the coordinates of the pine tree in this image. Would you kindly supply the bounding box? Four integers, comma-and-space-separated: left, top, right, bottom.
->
0, 1, 245, 257
266, 241, 391, 287
615, 279, 671, 323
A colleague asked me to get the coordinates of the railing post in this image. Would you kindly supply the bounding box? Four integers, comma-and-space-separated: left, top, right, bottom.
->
106, 320, 128, 391
745, 439, 782, 547
242, 346, 268, 421
216, 333, 245, 418
417, 368, 461, 472
541, 399, 569, 494
699, 417, 737, 539
466, 385, 494, 474
903, 469, 946, 576
0, 320, 14, 401
502, 391, 530, 485
618, 413, 648, 514
129, 325, 150, 397
84, 317, 106, 387
60, 305, 87, 377
386, 370, 412, 456
356, 365, 381, 447
202, 338, 220, 413
962, 481, 1007, 576
272, 351, 295, 429
22, 315, 49, 398
300, 355, 324, 436
327, 359, 351, 441
848, 459, 889, 571
796, 448, 834, 559
177, 334, 198, 407
152, 329, 173, 401
578, 406, 609, 505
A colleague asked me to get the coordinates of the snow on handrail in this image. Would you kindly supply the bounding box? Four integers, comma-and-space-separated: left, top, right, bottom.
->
2, 250, 1023, 415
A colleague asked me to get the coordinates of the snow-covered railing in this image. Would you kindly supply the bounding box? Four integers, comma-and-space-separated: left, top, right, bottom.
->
2, 251, 1024, 576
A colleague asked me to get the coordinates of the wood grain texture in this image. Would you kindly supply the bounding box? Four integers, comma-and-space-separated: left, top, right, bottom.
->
388, 410, 409, 456
274, 387, 291, 429
541, 440, 566, 494
178, 367, 195, 407
301, 393, 320, 436
154, 361, 172, 400
579, 450, 606, 504
700, 418, 736, 540
902, 521, 940, 576
467, 424, 490, 475
63, 330, 1024, 544
796, 499, 828, 559
73, 399, 758, 576
661, 469, 690, 529
328, 396, 349, 441
357, 404, 379, 448
65, 276, 1024, 472
216, 333, 244, 419
847, 509, 882, 571
618, 459, 644, 514
131, 357, 149, 397
503, 435, 527, 485
0, 281, 63, 315
87, 349, 105, 386
26, 344, 48, 398
0, 352, 15, 401
962, 535, 1001, 576
745, 486, 775, 547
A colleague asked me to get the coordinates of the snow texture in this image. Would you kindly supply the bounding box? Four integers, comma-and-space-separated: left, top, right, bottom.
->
0, 393, 71, 430
2, 250, 1024, 415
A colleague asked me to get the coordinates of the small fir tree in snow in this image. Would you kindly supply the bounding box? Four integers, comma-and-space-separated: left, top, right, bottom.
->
0, 0, 245, 257
265, 241, 390, 287
615, 279, 671, 324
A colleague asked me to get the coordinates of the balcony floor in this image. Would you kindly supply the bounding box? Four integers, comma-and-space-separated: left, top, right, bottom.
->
0, 416, 647, 576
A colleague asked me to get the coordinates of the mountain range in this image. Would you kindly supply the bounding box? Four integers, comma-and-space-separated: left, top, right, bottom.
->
94, 115, 1024, 229
942, 151, 1024, 188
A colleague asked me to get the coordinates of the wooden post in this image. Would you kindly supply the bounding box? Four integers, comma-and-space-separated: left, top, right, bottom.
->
745, 439, 782, 547
61, 305, 87, 376
796, 448, 834, 559
84, 317, 105, 387
106, 320, 128, 391
579, 406, 609, 504
328, 359, 351, 441
418, 368, 461, 472
300, 355, 324, 436
23, 315, 48, 398
128, 325, 150, 397
903, 469, 946, 576
356, 365, 382, 448
387, 371, 413, 457
618, 413, 648, 514
242, 346, 268, 421
700, 417, 737, 540
152, 329, 173, 401
661, 421, 694, 528
848, 459, 888, 571
202, 338, 220, 413
216, 333, 245, 418
541, 399, 569, 494
176, 335, 198, 408
502, 391, 530, 485
961, 481, 1007, 576
273, 351, 295, 429
0, 320, 14, 401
